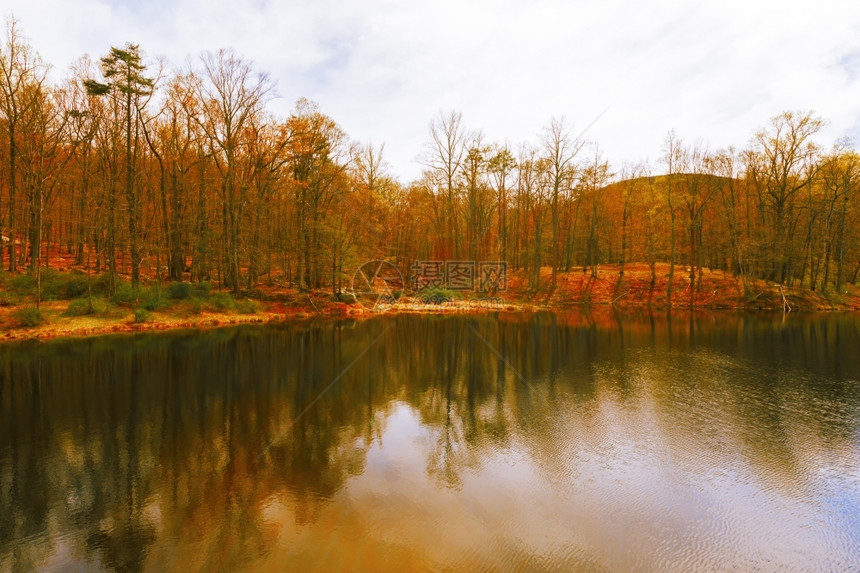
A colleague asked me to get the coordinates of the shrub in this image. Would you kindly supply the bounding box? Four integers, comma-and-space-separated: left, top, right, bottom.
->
112, 283, 137, 305
91, 272, 115, 296
8, 273, 37, 296
237, 299, 262, 314
142, 293, 170, 311
418, 286, 462, 304
193, 281, 212, 299
64, 297, 112, 316
208, 292, 237, 312
14, 307, 45, 327
132, 308, 151, 323
59, 273, 88, 299
6, 269, 91, 300
168, 281, 192, 299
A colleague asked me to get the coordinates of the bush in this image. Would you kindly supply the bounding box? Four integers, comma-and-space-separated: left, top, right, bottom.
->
6, 269, 91, 300
91, 272, 115, 296
8, 273, 37, 296
14, 307, 45, 327
237, 299, 262, 314
208, 292, 237, 312
64, 297, 112, 316
141, 288, 172, 310
193, 281, 212, 299
59, 273, 88, 298
418, 286, 462, 304
132, 308, 151, 323
168, 281, 192, 299
112, 283, 137, 305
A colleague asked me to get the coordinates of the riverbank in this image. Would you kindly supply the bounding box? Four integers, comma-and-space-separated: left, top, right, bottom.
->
1, 263, 858, 343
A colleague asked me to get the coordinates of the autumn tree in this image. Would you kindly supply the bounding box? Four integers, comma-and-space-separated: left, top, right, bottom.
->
745, 111, 823, 285
678, 144, 717, 305
617, 161, 649, 279
196, 48, 272, 293
461, 135, 493, 262
287, 98, 348, 290
352, 141, 400, 259
487, 145, 516, 262
571, 149, 609, 277
661, 129, 685, 306
0, 18, 48, 271
816, 144, 859, 292
84, 43, 155, 291
541, 117, 582, 289
423, 110, 468, 258
517, 147, 550, 289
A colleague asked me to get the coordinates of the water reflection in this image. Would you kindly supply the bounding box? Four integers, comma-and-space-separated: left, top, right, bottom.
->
1, 311, 859, 571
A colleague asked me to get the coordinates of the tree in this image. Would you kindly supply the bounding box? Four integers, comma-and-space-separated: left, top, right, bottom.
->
423, 110, 468, 258
817, 144, 859, 292
487, 145, 516, 262
617, 161, 648, 279
661, 129, 685, 306
707, 147, 745, 285
517, 146, 550, 289
0, 18, 47, 271
84, 43, 155, 291
541, 117, 582, 289
745, 111, 823, 284
579, 149, 612, 278
196, 48, 272, 293
19, 79, 73, 307
679, 144, 717, 306
461, 135, 493, 262
352, 141, 399, 258
287, 98, 348, 290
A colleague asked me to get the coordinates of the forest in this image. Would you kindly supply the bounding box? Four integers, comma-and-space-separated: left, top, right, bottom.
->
1, 20, 859, 309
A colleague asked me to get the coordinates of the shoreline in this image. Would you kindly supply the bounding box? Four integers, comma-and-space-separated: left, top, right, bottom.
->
1, 296, 857, 345
2, 264, 858, 344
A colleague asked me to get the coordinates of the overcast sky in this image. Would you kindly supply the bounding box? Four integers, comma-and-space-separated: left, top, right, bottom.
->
5, 0, 860, 181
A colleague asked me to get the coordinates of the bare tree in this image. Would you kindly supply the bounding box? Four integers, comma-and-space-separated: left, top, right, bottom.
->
196, 48, 272, 293
0, 17, 47, 271
541, 117, 583, 289
745, 111, 823, 284
422, 110, 469, 258
487, 144, 516, 262
661, 129, 685, 306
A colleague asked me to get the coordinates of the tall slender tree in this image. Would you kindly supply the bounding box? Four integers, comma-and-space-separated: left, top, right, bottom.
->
84, 43, 155, 290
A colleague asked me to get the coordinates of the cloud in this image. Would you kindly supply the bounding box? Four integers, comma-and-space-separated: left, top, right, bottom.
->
5, 0, 860, 180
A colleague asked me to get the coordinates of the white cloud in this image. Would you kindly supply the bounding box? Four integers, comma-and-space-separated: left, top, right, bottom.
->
4, 0, 860, 180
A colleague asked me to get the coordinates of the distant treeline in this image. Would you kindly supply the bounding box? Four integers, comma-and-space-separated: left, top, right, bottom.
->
1, 19, 858, 301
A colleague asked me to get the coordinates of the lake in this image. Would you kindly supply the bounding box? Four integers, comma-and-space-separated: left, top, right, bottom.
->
1, 311, 859, 572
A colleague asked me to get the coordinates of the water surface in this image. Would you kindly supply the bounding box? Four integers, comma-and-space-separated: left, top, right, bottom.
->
1, 311, 859, 571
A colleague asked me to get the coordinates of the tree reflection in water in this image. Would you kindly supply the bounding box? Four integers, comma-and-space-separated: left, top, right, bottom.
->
1, 311, 859, 571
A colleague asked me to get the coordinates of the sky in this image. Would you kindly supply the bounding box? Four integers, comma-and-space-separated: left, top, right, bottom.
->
4, 0, 860, 182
